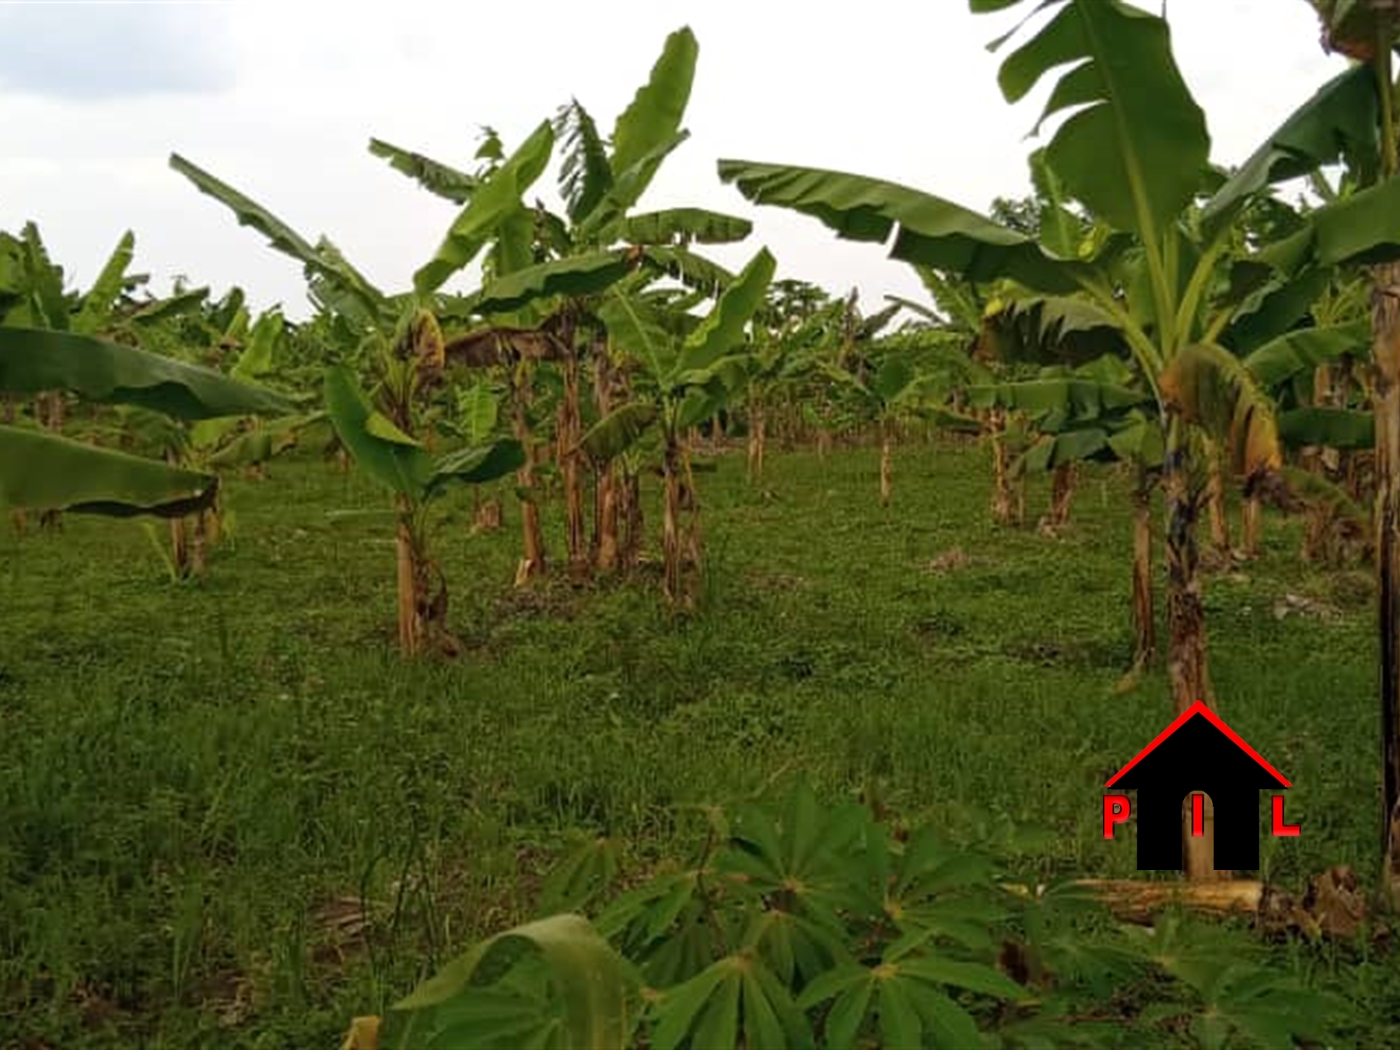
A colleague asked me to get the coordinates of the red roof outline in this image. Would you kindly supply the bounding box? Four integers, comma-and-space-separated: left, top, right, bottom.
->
1104, 701, 1290, 789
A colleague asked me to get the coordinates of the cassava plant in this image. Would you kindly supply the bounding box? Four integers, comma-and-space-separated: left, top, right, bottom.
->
350, 781, 1347, 1049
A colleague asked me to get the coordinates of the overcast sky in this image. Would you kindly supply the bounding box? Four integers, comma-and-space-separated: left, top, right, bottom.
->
0, 1, 1345, 321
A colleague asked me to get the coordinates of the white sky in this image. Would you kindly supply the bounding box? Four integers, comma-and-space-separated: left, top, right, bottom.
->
0, 1, 1345, 321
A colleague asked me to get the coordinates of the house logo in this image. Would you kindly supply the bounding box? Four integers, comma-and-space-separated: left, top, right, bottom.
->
1103, 701, 1299, 870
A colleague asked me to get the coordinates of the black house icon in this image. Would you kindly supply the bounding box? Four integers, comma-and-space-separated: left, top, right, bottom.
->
1105, 701, 1290, 871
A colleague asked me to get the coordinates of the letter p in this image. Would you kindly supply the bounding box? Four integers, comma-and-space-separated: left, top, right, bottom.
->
1103, 794, 1131, 839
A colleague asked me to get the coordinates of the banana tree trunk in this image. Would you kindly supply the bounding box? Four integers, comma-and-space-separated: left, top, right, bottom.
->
620, 467, 643, 569
662, 437, 684, 603
1205, 443, 1231, 554
1241, 495, 1262, 559
988, 410, 1022, 526
879, 422, 893, 508
1164, 415, 1217, 880
511, 362, 546, 587
1372, 258, 1400, 897
747, 397, 766, 484
591, 346, 621, 573
394, 499, 423, 657
1132, 469, 1157, 668
557, 344, 588, 580
192, 510, 209, 577
169, 515, 190, 579
1047, 461, 1076, 529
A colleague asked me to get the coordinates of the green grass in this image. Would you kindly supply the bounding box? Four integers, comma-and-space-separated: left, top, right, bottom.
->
0, 435, 1391, 1046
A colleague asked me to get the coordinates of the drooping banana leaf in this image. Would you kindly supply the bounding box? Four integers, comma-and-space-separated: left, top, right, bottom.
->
1243, 321, 1370, 388
129, 286, 211, 327
170, 153, 387, 320
642, 247, 736, 297
323, 365, 433, 497
718, 161, 1083, 295
966, 377, 1148, 422
1161, 342, 1282, 477
203, 413, 328, 469
0, 327, 293, 419
619, 208, 751, 246
1202, 64, 1378, 237
0, 424, 215, 517
425, 438, 525, 496
368, 137, 477, 204
469, 250, 638, 316
391, 914, 633, 1050
1277, 406, 1375, 450
1021, 426, 1114, 473
578, 402, 659, 464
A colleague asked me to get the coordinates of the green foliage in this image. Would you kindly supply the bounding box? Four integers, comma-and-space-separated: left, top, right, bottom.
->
169, 153, 387, 321
0, 327, 293, 420
413, 121, 556, 293
368, 137, 478, 204
380, 780, 1353, 1049
322, 366, 522, 500
0, 424, 215, 517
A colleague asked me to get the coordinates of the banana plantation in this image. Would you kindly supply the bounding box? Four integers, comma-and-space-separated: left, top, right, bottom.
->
10, 1, 1400, 1046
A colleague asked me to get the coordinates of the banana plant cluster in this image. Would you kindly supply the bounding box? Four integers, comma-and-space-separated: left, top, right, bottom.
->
719, 0, 1400, 880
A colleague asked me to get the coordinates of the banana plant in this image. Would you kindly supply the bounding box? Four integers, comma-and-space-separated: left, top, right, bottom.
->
389, 27, 755, 582
580, 248, 775, 604
720, 0, 1400, 878
169, 142, 529, 654
824, 339, 987, 508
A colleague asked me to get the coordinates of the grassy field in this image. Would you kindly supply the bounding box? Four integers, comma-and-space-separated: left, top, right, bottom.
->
0, 435, 1390, 1047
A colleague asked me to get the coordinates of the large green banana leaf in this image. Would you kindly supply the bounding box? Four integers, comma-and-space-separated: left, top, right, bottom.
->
675, 248, 775, 376
0, 424, 215, 517
1243, 322, 1370, 388
718, 161, 1082, 295
0, 327, 293, 419
980, 0, 1209, 241
467, 250, 638, 316
611, 26, 697, 181
1202, 65, 1378, 236
414, 121, 555, 293
1278, 406, 1375, 450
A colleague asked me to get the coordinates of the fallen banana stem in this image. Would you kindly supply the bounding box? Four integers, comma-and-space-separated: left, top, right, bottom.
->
1005, 868, 1369, 939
